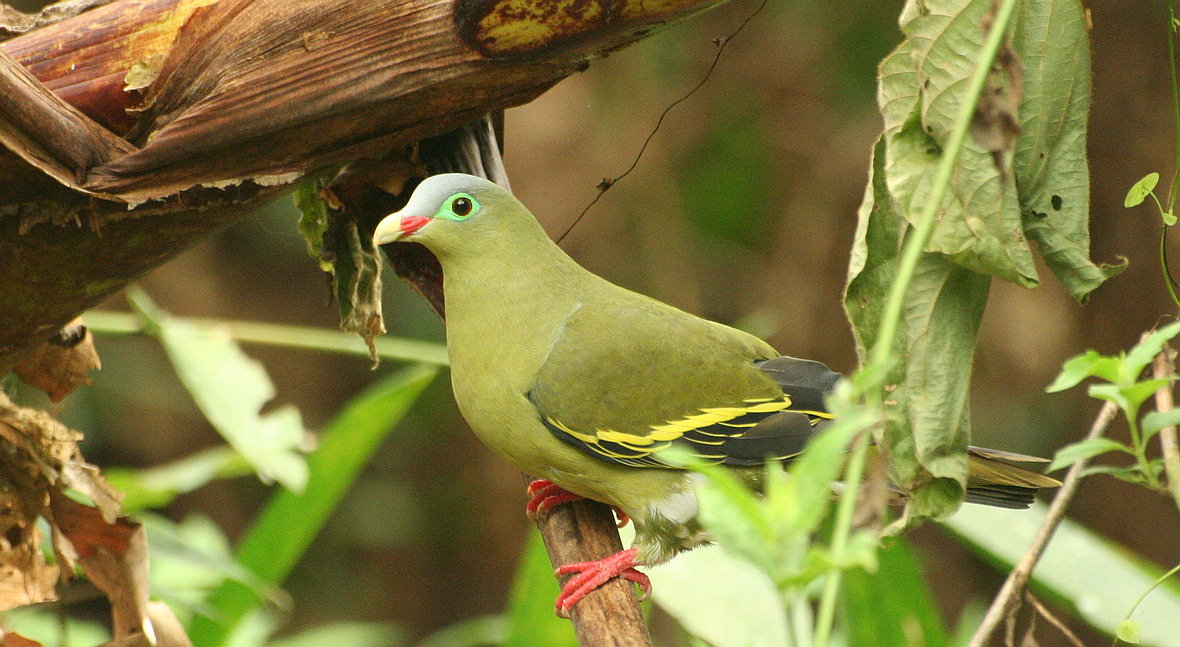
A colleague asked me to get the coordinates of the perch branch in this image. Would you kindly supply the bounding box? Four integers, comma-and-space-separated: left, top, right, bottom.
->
529, 485, 653, 647
966, 398, 1119, 647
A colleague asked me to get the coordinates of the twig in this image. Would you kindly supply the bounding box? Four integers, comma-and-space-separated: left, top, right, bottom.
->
1025, 592, 1086, 647
966, 398, 1119, 647
1152, 346, 1180, 512
557, 0, 770, 244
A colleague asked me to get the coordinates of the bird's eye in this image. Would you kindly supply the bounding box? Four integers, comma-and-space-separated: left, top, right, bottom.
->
451, 197, 473, 217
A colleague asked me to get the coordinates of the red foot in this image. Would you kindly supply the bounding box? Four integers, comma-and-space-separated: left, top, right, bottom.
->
553, 548, 651, 617
525, 480, 630, 527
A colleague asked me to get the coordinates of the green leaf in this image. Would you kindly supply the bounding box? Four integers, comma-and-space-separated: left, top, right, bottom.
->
105, 447, 252, 514
1048, 437, 1133, 472
1081, 464, 1155, 485
1088, 383, 1131, 411
943, 503, 1180, 645
1125, 173, 1161, 208
845, 141, 980, 521
503, 530, 576, 647
270, 622, 406, 647
1120, 378, 1174, 413
1116, 618, 1142, 644
1014, 0, 1120, 300
1125, 321, 1180, 379
416, 616, 507, 647
842, 538, 949, 647
695, 471, 778, 574
1163, 211, 1177, 226
129, 289, 310, 492
1143, 408, 1180, 442
294, 180, 333, 273
1046, 349, 1122, 392
644, 539, 791, 647
877, 0, 1037, 287
188, 366, 438, 647
777, 413, 871, 537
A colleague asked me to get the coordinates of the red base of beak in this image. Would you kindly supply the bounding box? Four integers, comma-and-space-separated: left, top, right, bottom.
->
400, 215, 431, 235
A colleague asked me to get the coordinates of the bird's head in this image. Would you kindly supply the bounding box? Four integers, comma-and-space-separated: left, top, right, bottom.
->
372, 173, 529, 257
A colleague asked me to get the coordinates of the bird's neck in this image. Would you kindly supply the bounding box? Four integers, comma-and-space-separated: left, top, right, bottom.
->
438, 231, 597, 373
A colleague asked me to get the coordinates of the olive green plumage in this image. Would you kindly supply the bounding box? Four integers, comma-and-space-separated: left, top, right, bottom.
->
373, 173, 1059, 565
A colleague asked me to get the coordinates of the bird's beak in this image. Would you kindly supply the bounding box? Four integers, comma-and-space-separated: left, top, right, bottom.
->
373, 214, 431, 246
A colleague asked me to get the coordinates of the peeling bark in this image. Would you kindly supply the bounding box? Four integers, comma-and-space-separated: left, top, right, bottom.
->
0, 0, 729, 368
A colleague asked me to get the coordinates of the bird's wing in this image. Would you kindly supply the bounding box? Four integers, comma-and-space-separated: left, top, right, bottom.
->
529, 297, 842, 469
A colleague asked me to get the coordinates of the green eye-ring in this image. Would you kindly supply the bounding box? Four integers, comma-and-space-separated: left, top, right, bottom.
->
440, 193, 479, 221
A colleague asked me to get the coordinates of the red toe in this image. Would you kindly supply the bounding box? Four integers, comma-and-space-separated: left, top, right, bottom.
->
525, 480, 584, 518
553, 548, 650, 617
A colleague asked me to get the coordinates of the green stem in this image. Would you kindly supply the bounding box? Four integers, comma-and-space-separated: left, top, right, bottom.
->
1112, 560, 1180, 647
1168, 0, 1180, 211
1159, 226, 1180, 310
83, 310, 449, 365
811, 437, 870, 647
1127, 412, 1162, 490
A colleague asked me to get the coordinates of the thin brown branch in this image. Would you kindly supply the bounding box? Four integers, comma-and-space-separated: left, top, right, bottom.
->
1025, 592, 1086, 647
967, 398, 1119, 647
1152, 346, 1180, 512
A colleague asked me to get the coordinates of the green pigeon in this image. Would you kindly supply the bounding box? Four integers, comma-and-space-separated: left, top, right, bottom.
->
372, 173, 1060, 616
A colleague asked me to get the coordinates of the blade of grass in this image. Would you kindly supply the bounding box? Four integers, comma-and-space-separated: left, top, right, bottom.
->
187, 365, 439, 647
841, 537, 948, 647
84, 309, 448, 365
502, 529, 577, 647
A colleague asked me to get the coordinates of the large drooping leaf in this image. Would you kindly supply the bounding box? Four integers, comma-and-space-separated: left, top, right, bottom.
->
1011, 0, 1124, 299
944, 503, 1180, 646
845, 0, 1111, 519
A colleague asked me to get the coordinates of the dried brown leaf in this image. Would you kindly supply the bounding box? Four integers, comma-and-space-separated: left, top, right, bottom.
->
0, 392, 125, 614
0, 485, 57, 610
98, 602, 193, 647
1, 631, 45, 647
14, 319, 101, 402
49, 493, 154, 643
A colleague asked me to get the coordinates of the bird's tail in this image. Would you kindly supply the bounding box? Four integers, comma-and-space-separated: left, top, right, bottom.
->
964, 446, 1061, 509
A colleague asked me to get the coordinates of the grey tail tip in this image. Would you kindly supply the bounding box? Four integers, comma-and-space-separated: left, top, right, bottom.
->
964, 484, 1040, 509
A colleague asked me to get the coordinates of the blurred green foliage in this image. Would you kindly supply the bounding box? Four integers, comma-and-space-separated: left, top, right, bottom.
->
5, 0, 1180, 646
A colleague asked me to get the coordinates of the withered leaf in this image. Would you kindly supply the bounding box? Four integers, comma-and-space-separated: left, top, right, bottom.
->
49, 493, 153, 643
0, 393, 124, 614
14, 319, 101, 402
1, 631, 45, 647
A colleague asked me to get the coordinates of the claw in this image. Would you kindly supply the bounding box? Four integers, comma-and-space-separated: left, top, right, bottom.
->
553, 548, 650, 617
525, 480, 631, 527
526, 480, 583, 519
